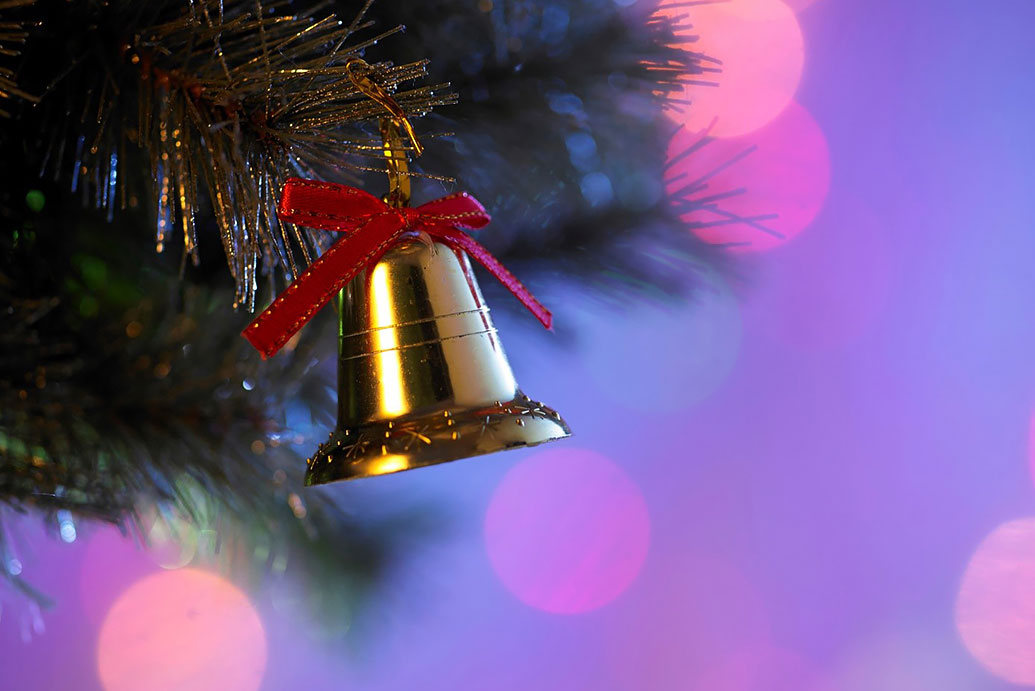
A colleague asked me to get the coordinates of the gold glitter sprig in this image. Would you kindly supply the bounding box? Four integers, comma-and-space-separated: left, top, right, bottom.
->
34, 0, 455, 309
0, 0, 39, 118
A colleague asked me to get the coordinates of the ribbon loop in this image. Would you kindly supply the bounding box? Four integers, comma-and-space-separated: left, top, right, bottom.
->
242, 178, 552, 359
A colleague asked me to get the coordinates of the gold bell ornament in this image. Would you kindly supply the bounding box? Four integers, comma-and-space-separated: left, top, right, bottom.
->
242, 60, 571, 485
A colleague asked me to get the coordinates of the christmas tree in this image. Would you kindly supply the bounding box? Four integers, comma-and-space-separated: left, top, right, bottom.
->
0, 0, 730, 626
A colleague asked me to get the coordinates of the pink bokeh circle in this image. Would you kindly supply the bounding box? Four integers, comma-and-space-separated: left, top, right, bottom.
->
655, 0, 805, 138
97, 569, 267, 691
666, 100, 831, 252
80, 516, 204, 626
784, 0, 823, 12
955, 518, 1035, 686
484, 448, 650, 614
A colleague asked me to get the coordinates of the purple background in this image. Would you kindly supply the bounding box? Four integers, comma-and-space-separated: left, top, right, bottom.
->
4, 0, 1035, 688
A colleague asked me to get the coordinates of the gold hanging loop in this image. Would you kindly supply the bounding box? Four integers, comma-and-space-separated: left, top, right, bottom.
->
378, 118, 411, 209
344, 58, 424, 158
346, 58, 424, 208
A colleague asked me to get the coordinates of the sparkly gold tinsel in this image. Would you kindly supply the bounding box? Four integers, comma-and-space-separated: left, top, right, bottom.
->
0, 0, 38, 117
33, 0, 455, 309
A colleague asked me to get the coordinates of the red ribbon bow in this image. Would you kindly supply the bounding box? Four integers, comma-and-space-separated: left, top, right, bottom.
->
242, 177, 552, 359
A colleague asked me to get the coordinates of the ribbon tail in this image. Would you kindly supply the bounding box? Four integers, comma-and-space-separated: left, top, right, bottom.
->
433, 227, 553, 330
243, 214, 404, 358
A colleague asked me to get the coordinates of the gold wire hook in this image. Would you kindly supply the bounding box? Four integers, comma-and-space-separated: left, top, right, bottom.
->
345, 58, 424, 158
345, 58, 422, 208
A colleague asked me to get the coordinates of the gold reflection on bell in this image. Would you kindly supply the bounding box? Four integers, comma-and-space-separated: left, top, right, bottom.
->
305, 237, 572, 485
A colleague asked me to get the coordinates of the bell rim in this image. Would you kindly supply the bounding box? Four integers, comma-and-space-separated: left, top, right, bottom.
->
304, 392, 572, 485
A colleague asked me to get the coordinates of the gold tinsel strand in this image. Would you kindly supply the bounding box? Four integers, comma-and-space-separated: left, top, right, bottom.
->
0, 0, 38, 118
36, 0, 456, 309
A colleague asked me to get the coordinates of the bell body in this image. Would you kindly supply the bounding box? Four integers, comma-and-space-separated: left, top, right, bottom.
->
306, 236, 571, 485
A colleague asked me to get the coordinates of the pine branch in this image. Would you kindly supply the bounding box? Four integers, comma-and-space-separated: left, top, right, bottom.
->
0, 0, 38, 117
16, 0, 454, 308
0, 179, 423, 628
373, 0, 734, 301
0, 0, 746, 625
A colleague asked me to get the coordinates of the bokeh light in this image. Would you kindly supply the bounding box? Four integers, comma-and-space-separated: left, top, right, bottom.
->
666, 100, 831, 251
955, 518, 1035, 686
577, 268, 742, 412
784, 0, 823, 12
484, 448, 650, 614
97, 569, 267, 691
25, 189, 45, 213
80, 514, 205, 626
655, 0, 804, 138
147, 515, 201, 570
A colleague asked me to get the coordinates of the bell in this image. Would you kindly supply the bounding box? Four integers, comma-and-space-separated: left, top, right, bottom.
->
305, 236, 572, 485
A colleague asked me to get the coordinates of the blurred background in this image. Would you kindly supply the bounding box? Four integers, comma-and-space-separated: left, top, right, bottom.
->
4, 0, 1035, 689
